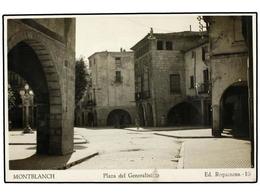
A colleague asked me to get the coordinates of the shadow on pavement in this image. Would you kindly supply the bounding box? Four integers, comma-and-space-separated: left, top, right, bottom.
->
9, 153, 72, 170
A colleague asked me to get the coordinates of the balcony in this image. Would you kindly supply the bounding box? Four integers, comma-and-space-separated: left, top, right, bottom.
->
82, 100, 96, 108
135, 91, 151, 101
198, 83, 210, 94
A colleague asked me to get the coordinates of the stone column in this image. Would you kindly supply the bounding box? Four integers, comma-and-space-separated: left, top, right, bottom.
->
212, 104, 221, 137
200, 99, 205, 125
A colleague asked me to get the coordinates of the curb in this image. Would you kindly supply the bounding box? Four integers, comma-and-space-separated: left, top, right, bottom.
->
9, 141, 88, 145
124, 126, 211, 132
177, 142, 185, 169
56, 152, 99, 170
154, 133, 214, 139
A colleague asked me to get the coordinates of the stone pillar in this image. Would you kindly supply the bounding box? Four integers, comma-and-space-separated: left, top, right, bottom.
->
212, 104, 221, 137
200, 99, 205, 125
36, 103, 50, 154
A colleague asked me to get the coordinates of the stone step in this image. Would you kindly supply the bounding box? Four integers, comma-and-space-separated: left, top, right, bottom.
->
222, 128, 234, 137
221, 132, 234, 138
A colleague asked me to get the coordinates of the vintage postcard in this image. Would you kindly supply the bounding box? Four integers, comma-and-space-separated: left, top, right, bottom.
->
3, 13, 257, 182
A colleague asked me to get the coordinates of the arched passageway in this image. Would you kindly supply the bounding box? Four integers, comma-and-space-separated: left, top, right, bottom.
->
167, 102, 200, 126
88, 112, 94, 127
8, 40, 62, 154
107, 109, 132, 128
146, 103, 154, 126
220, 82, 249, 138
138, 104, 145, 127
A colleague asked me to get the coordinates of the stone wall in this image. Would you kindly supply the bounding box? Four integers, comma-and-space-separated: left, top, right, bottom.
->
151, 50, 186, 126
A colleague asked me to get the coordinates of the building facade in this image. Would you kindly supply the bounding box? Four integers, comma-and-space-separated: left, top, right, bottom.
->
203, 16, 252, 138
184, 43, 211, 126
7, 18, 75, 155
88, 51, 136, 127
131, 30, 210, 127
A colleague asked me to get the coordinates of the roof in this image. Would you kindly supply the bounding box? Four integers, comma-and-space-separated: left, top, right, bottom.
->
88, 50, 134, 59
131, 31, 208, 50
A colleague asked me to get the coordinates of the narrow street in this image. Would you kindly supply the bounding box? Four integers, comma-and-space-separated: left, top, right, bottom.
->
70, 128, 183, 169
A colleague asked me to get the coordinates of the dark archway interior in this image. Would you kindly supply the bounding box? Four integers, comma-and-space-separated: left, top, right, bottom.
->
138, 105, 145, 126
167, 102, 200, 126
146, 103, 154, 126
8, 42, 50, 154
8, 79, 23, 128
107, 109, 132, 128
87, 112, 94, 127
221, 84, 249, 138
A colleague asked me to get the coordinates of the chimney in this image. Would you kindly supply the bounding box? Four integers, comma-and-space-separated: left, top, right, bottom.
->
120, 48, 123, 52
189, 25, 192, 31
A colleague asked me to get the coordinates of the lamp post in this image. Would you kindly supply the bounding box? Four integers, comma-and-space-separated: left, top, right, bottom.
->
19, 84, 34, 134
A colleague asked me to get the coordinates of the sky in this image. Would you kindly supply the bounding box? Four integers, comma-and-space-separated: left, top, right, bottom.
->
76, 15, 204, 61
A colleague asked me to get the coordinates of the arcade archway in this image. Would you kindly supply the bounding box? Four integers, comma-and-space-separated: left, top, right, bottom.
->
107, 109, 132, 128
146, 103, 154, 126
8, 40, 62, 154
220, 82, 249, 138
138, 104, 145, 126
87, 112, 94, 127
167, 102, 200, 126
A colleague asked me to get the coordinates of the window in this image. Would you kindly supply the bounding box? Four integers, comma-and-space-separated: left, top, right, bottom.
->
166, 41, 173, 50
115, 57, 121, 66
143, 70, 150, 98
115, 71, 122, 83
136, 76, 142, 93
233, 17, 244, 42
170, 74, 181, 94
157, 41, 163, 50
202, 46, 208, 61
190, 76, 194, 89
203, 69, 209, 83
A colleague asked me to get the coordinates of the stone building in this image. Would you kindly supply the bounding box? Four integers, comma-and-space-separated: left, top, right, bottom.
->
203, 16, 253, 139
88, 50, 136, 127
7, 18, 76, 155
131, 30, 209, 127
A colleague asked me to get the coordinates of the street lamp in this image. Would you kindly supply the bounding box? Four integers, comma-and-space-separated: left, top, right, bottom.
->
19, 83, 34, 134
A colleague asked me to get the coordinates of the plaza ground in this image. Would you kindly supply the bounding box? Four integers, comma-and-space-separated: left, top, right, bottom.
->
8, 127, 252, 170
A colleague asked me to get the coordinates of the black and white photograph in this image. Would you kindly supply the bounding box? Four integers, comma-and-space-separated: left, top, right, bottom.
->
2, 13, 257, 183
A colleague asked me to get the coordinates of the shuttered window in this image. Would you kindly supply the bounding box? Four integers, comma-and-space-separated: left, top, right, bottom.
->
170, 74, 181, 94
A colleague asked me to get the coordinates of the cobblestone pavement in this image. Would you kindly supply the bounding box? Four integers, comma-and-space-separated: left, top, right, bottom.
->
70, 128, 182, 169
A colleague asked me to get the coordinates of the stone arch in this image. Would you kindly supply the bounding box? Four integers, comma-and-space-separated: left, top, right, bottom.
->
87, 112, 94, 127
107, 109, 132, 128
137, 104, 145, 127
146, 103, 154, 126
167, 101, 201, 126
8, 31, 63, 155
220, 81, 249, 137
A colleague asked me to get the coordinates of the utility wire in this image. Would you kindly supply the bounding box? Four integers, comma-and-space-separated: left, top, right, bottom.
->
118, 17, 174, 33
